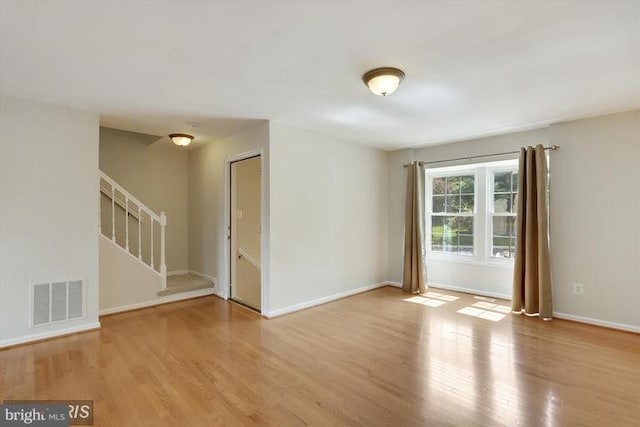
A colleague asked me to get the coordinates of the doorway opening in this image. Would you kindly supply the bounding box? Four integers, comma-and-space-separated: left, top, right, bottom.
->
229, 155, 262, 312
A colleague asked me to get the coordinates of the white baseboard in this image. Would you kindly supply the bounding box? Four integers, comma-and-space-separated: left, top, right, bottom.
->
99, 288, 216, 316
553, 312, 640, 333
428, 282, 512, 301
264, 282, 390, 318
212, 288, 226, 299
387, 282, 402, 288
0, 322, 101, 349
167, 269, 189, 276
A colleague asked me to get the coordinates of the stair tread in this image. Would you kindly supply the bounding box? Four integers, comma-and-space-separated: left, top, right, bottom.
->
158, 273, 214, 297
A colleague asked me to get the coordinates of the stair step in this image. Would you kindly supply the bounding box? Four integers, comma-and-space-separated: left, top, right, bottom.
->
158, 273, 214, 297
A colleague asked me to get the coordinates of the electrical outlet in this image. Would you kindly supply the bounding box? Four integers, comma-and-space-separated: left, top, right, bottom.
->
573, 283, 584, 295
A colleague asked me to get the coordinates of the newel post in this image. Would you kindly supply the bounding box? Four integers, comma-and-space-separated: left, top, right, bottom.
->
160, 211, 167, 289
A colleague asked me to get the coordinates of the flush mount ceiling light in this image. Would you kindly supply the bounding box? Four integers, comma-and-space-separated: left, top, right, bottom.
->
169, 133, 194, 147
362, 67, 405, 96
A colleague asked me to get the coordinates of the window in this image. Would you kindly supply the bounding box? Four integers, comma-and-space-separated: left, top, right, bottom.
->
491, 170, 518, 259
426, 160, 519, 264
430, 175, 475, 255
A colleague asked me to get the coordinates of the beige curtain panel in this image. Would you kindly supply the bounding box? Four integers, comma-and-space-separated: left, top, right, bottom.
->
403, 162, 427, 294
512, 145, 553, 319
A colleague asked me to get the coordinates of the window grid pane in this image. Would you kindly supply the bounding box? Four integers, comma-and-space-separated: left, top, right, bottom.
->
431, 214, 474, 256
433, 177, 445, 195
492, 216, 516, 259
430, 173, 475, 255
491, 169, 518, 259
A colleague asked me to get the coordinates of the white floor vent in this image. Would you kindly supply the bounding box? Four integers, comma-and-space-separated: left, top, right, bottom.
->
32, 280, 85, 327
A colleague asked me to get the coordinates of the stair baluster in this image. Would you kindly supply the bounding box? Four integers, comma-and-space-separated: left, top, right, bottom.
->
138, 206, 142, 260
125, 194, 129, 252
111, 186, 116, 242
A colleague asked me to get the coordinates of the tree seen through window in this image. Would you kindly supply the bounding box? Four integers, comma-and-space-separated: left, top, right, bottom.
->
430, 175, 474, 255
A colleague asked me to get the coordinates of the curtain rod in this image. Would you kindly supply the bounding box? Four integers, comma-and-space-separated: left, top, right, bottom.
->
402, 145, 559, 168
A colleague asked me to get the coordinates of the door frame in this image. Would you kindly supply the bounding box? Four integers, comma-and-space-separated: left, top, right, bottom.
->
224, 149, 267, 313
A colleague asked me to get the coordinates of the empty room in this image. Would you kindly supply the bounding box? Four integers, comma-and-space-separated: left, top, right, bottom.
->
0, 1, 639, 426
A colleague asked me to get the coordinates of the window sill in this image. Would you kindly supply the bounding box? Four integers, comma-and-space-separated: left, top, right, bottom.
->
426, 252, 515, 269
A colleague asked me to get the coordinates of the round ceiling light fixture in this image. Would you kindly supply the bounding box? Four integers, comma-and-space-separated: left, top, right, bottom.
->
169, 133, 194, 147
362, 67, 405, 96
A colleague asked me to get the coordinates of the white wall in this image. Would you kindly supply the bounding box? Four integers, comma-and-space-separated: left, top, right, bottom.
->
188, 122, 270, 299
387, 111, 640, 329
99, 127, 189, 272
0, 96, 100, 346
268, 123, 389, 314
548, 111, 639, 327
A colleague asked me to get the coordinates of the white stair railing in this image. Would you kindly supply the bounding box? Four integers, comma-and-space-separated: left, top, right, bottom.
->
98, 171, 167, 289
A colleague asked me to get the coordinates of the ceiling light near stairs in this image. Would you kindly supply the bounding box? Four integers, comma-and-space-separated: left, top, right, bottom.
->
169, 133, 194, 147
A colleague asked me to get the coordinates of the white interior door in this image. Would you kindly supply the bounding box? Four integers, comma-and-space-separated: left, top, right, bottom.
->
230, 156, 261, 311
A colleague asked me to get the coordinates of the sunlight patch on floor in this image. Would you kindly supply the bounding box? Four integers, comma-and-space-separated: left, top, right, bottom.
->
457, 301, 511, 321
404, 291, 460, 308
404, 296, 447, 307
473, 302, 511, 313
423, 291, 460, 302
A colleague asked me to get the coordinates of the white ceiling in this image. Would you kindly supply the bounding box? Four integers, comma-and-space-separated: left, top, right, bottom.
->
1, 0, 638, 150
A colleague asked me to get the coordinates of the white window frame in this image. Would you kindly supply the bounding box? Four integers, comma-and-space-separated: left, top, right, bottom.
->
425, 159, 518, 267
426, 166, 479, 261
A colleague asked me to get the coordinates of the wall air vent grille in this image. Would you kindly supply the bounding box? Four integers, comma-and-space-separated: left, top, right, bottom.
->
31, 279, 85, 327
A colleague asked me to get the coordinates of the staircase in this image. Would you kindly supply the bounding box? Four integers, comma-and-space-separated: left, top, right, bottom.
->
98, 171, 215, 314
99, 171, 167, 289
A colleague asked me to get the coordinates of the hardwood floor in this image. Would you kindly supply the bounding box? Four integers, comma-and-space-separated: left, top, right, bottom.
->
1, 286, 639, 426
